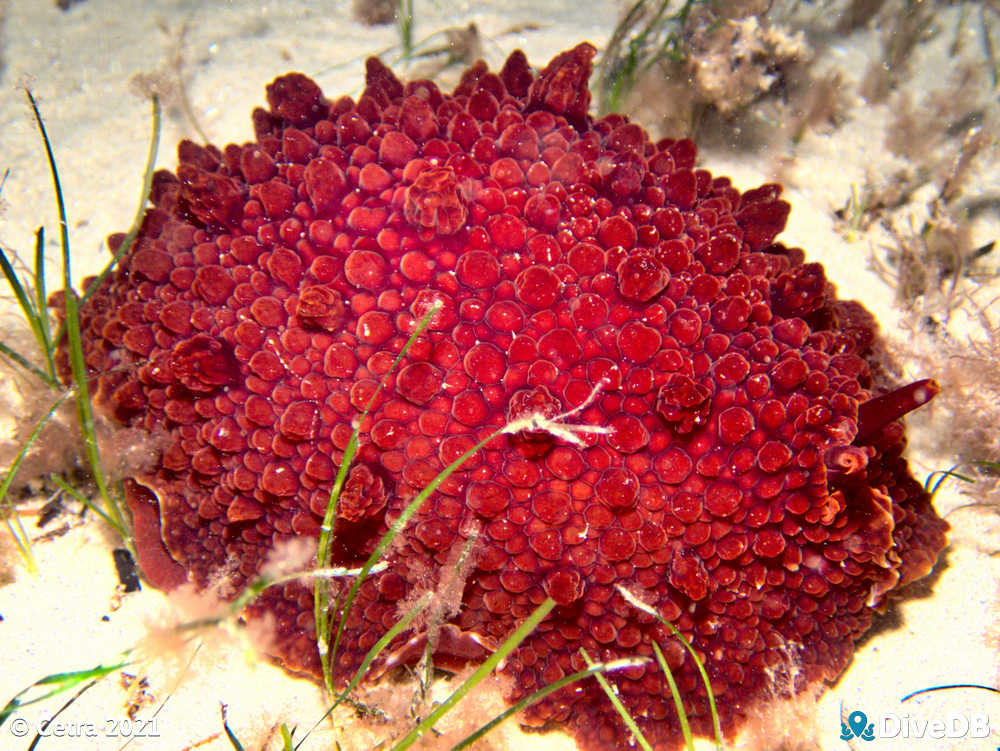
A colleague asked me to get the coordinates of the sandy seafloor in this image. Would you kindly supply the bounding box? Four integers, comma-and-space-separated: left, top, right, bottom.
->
0, 1, 999, 750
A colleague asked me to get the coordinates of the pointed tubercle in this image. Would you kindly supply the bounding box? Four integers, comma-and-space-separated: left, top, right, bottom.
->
855, 378, 939, 442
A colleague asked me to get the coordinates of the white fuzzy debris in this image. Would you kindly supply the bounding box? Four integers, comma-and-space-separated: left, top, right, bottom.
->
259, 537, 318, 579
308, 561, 389, 580
501, 377, 612, 446
615, 583, 660, 619
600, 656, 654, 672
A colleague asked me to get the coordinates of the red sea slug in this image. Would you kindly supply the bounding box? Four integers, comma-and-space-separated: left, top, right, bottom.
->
57, 43, 948, 750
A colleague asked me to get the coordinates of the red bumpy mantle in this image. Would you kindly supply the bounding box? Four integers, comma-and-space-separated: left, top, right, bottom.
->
57, 43, 948, 750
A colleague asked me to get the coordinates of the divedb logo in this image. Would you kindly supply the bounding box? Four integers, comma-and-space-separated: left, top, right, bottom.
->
840, 709, 992, 741
839, 682, 1000, 744
841, 711, 875, 741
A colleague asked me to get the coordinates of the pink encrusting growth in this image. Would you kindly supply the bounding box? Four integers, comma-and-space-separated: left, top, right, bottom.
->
56, 44, 948, 750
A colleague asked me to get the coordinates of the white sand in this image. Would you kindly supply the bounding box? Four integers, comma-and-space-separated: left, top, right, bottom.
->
1, 1, 999, 750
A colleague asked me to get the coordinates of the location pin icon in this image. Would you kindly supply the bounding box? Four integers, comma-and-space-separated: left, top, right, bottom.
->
848, 711, 868, 739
